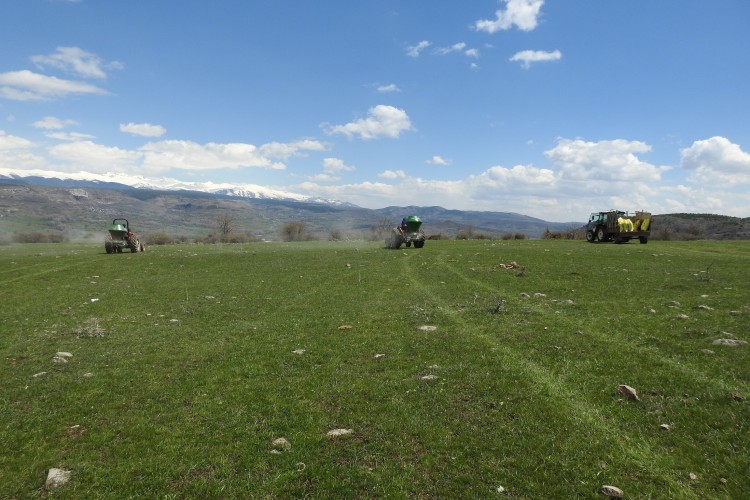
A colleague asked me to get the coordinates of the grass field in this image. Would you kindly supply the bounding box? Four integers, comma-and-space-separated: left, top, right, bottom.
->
1, 239, 748, 498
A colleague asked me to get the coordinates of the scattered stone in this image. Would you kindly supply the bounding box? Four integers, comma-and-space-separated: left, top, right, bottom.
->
83, 372, 95, 378
701, 349, 715, 355
712, 339, 747, 347
675, 314, 690, 320
533, 292, 547, 298
373, 353, 386, 359
291, 349, 306, 355
667, 301, 681, 308
496, 485, 505, 493
417, 325, 437, 332
56, 352, 73, 358
649, 308, 657, 314
421, 374, 439, 381
271, 437, 291, 451
89, 298, 99, 303
45, 468, 71, 489
694, 304, 714, 311
337, 325, 353, 331
327, 428, 353, 438
689, 472, 698, 481
599, 485, 623, 498
52, 356, 68, 364
616, 384, 640, 401
729, 391, 744, 402
729, 310, 741, 316
720, 478, 728, 484
660, 423, 672, 431
32, 372, 47, 378
520, 292, 530, 298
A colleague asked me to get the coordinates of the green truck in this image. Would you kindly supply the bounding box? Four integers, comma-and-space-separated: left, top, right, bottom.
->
586, 210, 652, 244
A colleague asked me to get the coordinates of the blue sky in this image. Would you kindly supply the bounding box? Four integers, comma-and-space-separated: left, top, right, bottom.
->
1, 0, 749, 221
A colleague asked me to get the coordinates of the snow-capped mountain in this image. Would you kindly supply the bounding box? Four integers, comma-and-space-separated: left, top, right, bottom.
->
0, 168, 348, 206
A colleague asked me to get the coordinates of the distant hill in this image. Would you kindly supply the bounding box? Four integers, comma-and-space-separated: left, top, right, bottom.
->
0, 183, 578, 242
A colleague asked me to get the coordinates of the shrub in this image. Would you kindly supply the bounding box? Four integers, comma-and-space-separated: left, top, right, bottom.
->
281, 221, 314, 242
13, 231, 67, 243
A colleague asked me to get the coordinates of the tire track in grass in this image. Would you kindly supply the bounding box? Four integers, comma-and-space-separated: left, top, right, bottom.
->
394, 252, 698, 496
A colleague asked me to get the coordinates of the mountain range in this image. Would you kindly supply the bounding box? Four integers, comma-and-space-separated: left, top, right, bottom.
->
2, 169, 748, 242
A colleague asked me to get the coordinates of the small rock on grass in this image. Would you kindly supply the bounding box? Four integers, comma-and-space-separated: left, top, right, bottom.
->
45, 468, 71, 488
616, 384, 640, 401
337, 325, 353, 331
291, 349, 306, 355
417, 325, 437, 332
712, 338, 747, 347
327, 428, 353, 438
421, 374, 439, 381
599, 485, 623, 498
271, 437, 291, 452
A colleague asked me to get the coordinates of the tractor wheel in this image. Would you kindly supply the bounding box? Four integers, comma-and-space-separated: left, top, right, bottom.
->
139, 242, 146, 252
105, 240, 114, 254
414, 239, 425, 248
405, 241, 412, 248
596, 227, 607, 242
586, 230, 595, 243
639, 236, 648, 244
128, 236, 141, 253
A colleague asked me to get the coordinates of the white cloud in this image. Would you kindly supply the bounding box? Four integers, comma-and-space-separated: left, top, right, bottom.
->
0, 70, 109, 101
140, 140, 283, 172
120, 122, 167, 138
475, 0, 545, 33
33, 116, 79, 130
324, 105, 414, 140
406, 41, 431, 58
258, 139, 327, 159
322, 157, 355, 174
427, 155, 451, 166
0, 130, 34, 150
31, 46, 122, 79
464, 48, 480, 58
379, 169, 407, 179
437, 42, 467, 55
46, 131, 96, 141
377, 83, 401, 93
510, 49, 561, 68
680, 136, 750, 185
545, 138, 670, 182
49, 140, 142, 173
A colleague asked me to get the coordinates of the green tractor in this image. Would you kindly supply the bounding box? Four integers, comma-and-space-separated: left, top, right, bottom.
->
386, 215, 426, 249
105, 218, 145, 254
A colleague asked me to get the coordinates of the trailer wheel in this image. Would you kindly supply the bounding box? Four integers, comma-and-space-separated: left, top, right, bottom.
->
639, 236, 648, 244
586, 230, 595, 242
414, 239, 425, 248
596, 227, 607, 242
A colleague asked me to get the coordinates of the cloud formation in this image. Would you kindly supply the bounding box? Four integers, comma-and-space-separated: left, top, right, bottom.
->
120, 122, 167, 138
0, 70, 109, 101
406, 41, 431, 58
510, 49, 561, 68
325, 105, 414, 141
31, 47, 122, 79
681, 136, 750, 185
475, 0, 545, 33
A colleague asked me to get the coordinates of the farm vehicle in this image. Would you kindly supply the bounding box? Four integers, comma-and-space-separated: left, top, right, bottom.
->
386, 215, 425, 249
586, 210, 652, 244
104, 218, 145, 253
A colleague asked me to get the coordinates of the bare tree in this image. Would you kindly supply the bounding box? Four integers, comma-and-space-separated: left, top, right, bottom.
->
217, 212, 235, 241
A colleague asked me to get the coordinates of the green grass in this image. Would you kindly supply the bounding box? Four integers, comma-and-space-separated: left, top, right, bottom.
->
1, 240, 748, 498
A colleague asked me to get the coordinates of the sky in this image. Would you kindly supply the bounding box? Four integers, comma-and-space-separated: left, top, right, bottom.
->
1, 0, 749, 222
